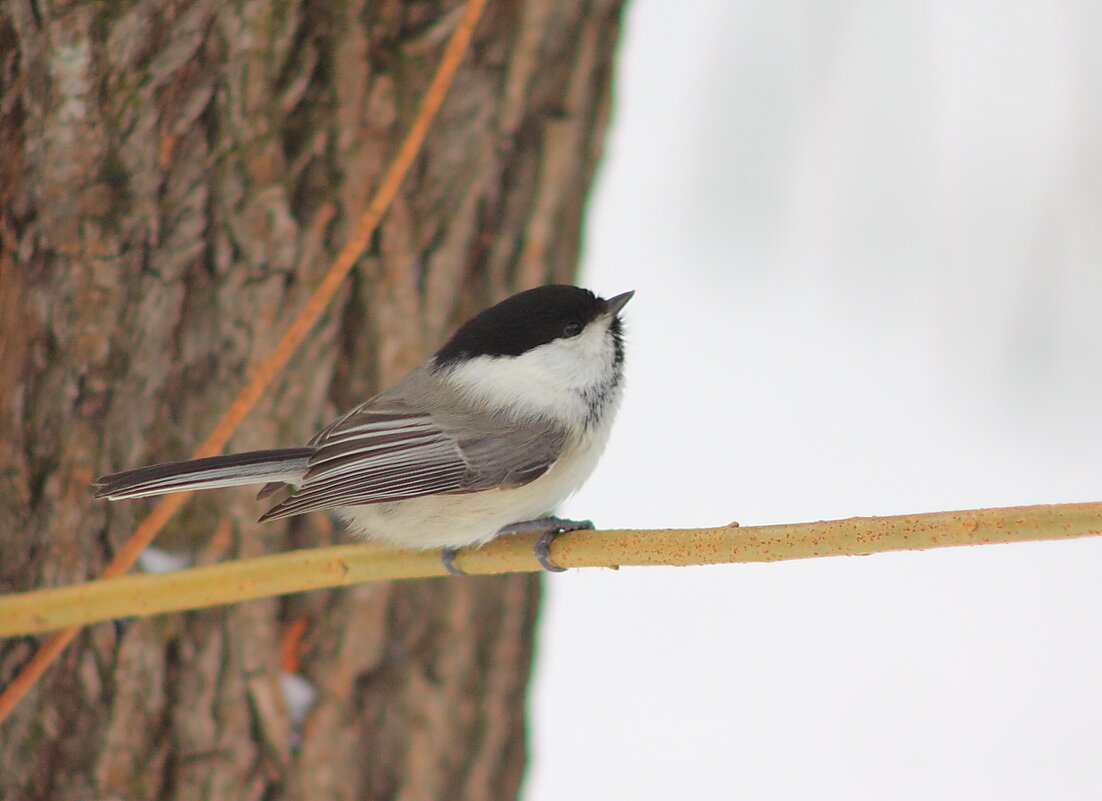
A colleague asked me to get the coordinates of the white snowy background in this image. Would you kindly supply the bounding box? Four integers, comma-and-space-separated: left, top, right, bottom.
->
526, 2, 1102, 799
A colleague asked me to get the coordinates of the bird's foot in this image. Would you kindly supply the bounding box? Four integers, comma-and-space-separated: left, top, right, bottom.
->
499, 516, 594, 572
441, 517, 594, 576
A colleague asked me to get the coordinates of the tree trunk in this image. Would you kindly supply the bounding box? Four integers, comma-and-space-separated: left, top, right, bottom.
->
0, 1, 622, 798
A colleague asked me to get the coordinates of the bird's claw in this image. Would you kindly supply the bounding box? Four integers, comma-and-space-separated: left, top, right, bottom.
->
440, 546, 466, 577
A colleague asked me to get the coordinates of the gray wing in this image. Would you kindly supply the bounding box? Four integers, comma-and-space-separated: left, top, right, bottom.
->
259, 371, 566, 521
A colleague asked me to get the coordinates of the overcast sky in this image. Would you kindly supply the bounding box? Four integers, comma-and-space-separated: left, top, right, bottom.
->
527, 2, 1102, 799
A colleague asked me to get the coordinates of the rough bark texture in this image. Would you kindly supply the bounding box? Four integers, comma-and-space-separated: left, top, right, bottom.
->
0, 1, 623, 799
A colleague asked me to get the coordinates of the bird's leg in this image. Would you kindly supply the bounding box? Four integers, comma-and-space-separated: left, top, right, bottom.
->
497, 516, 594, 572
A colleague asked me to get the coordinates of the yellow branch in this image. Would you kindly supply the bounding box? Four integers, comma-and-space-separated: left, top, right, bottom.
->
2, 502, 1100, 637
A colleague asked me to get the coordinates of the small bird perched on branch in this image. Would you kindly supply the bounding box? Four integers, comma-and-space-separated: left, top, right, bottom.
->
94, 285, 633, 574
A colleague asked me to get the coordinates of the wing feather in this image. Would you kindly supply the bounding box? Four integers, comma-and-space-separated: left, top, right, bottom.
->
259, 376, 566, 522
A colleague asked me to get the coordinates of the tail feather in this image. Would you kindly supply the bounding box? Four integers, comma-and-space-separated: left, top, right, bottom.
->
94, 448, 313, 500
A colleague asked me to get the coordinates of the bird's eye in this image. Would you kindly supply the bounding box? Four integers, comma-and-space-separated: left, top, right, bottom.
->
562, 321, 583, 338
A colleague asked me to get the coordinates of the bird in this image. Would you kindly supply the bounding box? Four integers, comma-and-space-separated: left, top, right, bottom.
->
94, 285, 633, 574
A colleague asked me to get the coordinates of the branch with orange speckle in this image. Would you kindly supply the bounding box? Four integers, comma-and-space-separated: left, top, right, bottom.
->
1, 502, 1098, 638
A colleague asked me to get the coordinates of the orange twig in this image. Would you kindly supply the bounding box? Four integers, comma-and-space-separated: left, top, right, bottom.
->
280, 615, 311, 673
0, 0, 489, 724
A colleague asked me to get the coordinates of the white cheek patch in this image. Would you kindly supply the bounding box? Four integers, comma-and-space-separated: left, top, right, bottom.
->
441, 319, 620, 424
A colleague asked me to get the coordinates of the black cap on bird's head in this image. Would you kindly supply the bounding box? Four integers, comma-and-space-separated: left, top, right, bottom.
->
433, 285, 634, 368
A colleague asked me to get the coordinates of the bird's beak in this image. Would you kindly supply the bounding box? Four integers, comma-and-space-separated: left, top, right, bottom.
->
604, 290, 635, 317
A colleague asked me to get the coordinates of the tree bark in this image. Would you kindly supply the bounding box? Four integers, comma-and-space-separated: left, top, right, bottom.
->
0, 1, 622, 798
